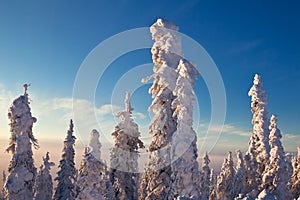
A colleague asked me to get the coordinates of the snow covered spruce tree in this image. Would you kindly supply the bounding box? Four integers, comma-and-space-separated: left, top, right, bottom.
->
139, 18, 181, 200
216, 151, 236, 200
54, 119, 77, 200
291, 147, 300, 199
76, 129, 114, 200
233, 150, 246, 197
4, 84, 38, 200
34, 152, 55, 200
200, 153, 212, 200
245, 74, 270, 193
261, 115, 291, 199
110, 92, 144, 200
171, 59, 201, 199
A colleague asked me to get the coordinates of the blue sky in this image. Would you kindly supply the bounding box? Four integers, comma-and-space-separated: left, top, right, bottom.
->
0, 0, 299, 156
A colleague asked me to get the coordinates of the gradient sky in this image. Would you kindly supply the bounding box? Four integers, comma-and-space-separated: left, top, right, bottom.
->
0, 0, 299, 166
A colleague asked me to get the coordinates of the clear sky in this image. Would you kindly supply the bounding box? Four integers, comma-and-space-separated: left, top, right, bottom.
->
0, 0, 299, 166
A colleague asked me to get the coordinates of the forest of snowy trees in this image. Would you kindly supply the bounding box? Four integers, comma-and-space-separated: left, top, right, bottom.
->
0, 19, 299, 200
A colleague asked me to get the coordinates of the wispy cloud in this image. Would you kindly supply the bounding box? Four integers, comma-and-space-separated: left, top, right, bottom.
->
228, 40, 262, 55
197, 123, 251, 137
282, 133, 300, 140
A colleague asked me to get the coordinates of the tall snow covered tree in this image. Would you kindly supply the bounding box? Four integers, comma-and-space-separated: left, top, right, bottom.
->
4, 85, 38, 200
216, 151, 236, 200
171, 59, 201, 199
139, 18, 181, 200
261, 115, 290, 199
233, 150, 246, 197
34, 152, 55, 200
291, 147, 300, 199
54, 119, 77, 200
110, 92, 144, 200
76, 129, 114, 200
245, 74, 270, 192
200, 153, 212, 200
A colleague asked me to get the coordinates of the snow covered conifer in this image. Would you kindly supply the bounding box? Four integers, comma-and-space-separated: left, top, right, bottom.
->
110, 92, 144, 200
244, 138, 259, 194
34, 152, 55, 200
54, 120, 77, 200
234, 150, 246, 197
139, 18, 181, 200
4, 85, 38, 200
200, 153, 212, 200
291, 147, 300, 199
216, 152, 236, 200
171, 59, 201, 198
209, 169, 217, 200
246, 74, 270, 191
76, 129, 114, 200
261, 115, 290, 199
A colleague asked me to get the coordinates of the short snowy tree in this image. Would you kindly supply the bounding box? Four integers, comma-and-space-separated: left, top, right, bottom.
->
216, 152, 236, 200
110, 92, 144, 200
200, 153, 212, 200
4, 85, 38, 200
209, 169, 217, 200
76, 129, 114, 200
233, 150, 246, 197
291, 147, 300, 199
171, 58, 201, 199
139, 18, 181, 200
34, 152, 55, 200
261, 115, 290, 199
246, 74, 270, 192
54, 119, 77, 200
244, 139, 259, 194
